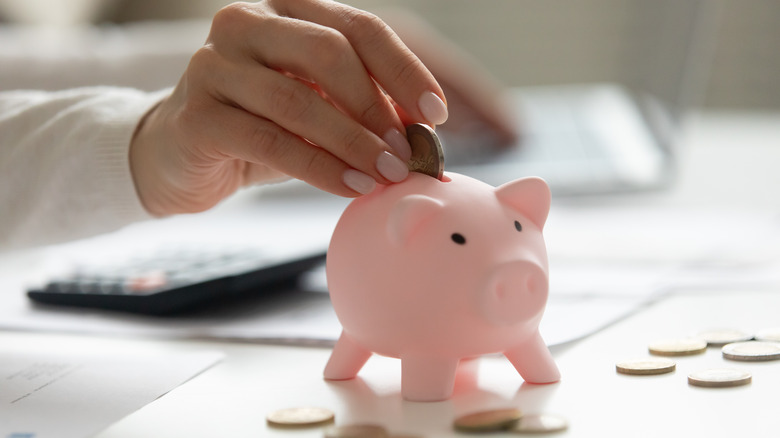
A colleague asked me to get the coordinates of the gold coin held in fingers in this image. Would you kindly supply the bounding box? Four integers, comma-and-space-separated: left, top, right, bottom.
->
511, 413, 569, 434
453, 408, 523, 432
648, 338, 707, 356
722, 341, 780, 361
405, 123, 444, 180
616, 358, 676, 375
324, 424, 388, 438
697, 329, 754, 347
688, 368, 752, 388
266, 407, 335, 428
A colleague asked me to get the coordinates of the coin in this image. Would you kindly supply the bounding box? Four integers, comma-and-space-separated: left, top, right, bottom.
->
722, 341, 780, 361
688, 368, 752, 388
755, 327, 780, 342
511, 413, 569, 434
266, 407, 335, 428
616, 358, 676, 375
453, 408, 523, 432
648, 338, 707, 356
324, 424, 388, 438
405, 123, 444, 180
697, 329, 754, 347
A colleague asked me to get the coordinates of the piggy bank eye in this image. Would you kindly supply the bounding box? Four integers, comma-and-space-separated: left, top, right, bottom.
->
451, 233, 466, 245
514, 220, 522, 232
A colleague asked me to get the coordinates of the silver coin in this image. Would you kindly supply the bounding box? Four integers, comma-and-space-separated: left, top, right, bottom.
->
266, 407, 335, 428
648, 338, 707, 356
511, 413, 569, 434
324, 424, 388, 438
405, 123, 444, 180
755, 327, 780, 342
697, 329, 754, 347
616, 358, 676, 376
688, 368, 752, 388
722, 341, 780, 361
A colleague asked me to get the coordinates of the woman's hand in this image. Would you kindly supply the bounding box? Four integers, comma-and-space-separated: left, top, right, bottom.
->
130, 0, 448, 216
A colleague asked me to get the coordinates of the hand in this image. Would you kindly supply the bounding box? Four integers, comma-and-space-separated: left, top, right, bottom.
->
130, 0, 448, 216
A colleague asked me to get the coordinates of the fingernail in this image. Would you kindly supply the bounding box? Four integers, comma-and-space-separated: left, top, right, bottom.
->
342, 169, 376, 195
418, 91, 448, 125
383, 128, 412, 162
376, 151, 409, 183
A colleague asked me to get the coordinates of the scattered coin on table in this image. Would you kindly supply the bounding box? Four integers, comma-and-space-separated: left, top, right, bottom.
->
696, 329, 754, 347
323, 424, 389, 438
405, 123, 445, 180
265, 407, 335, 428
648, 338, 708, 356
688, 368, 752, 388
511, 413, 569, 434
453, 408, 523, 433
755, 327, 780, 342
722, 341, 780, 362
616, 358, 676, 375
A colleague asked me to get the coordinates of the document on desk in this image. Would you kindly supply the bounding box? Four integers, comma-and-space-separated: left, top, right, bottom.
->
0, 348, 222, 438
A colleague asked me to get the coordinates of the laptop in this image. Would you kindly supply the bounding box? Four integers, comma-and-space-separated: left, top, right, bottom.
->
439, 0, 718, 196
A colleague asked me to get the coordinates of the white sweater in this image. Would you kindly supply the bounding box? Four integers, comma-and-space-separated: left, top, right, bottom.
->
0, 87, 169, 250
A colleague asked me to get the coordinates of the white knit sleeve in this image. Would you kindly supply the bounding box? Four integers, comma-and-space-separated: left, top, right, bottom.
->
0, 87, 171, 250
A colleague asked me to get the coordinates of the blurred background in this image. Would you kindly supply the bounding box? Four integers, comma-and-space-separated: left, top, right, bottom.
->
0, 0, 778, 110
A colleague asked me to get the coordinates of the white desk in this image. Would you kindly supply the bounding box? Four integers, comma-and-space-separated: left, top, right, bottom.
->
0, 289, 770, 437
4, 111, 780, 437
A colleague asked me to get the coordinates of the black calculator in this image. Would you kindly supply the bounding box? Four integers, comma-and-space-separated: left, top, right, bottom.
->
27, 245, 326, 315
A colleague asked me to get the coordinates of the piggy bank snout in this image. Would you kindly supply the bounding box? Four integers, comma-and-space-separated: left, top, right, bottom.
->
479, 261, 548, 326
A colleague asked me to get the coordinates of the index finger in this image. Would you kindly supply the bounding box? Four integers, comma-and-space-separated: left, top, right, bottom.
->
272, 0, 449, 126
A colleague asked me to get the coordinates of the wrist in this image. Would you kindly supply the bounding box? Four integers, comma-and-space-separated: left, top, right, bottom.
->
129, 97, 172, 217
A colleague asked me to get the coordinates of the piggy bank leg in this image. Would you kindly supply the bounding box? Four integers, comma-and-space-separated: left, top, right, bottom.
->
401, 355, 459, 402
504, 331, 561, 384
324, 331, 372, 380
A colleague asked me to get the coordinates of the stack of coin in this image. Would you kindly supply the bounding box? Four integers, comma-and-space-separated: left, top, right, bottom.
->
405, 123, 445, 180
618, 327, 780, 389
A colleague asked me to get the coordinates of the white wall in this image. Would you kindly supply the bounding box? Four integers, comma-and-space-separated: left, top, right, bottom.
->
1, 0, 777, 109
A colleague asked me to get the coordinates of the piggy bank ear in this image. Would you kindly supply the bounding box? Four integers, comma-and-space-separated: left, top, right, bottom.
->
387, 194, 444, 246
494, 177, 551, 229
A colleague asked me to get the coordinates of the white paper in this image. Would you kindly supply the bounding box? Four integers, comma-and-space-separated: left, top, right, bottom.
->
0, 347, 222, 438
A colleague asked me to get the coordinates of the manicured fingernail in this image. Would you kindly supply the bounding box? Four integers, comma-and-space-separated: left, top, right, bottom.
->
376, 151, 409, 183
418, 91, 448, 125
342, 169, 376, 195
383, 128, 412, 161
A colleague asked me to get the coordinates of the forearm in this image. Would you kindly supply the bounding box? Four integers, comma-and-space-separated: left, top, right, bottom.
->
0, 87, 168, 250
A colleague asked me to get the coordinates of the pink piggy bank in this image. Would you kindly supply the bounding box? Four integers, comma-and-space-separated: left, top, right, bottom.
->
324, 172, 560, 401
